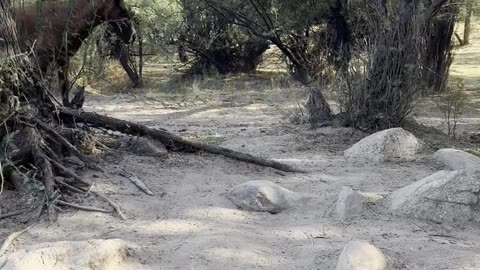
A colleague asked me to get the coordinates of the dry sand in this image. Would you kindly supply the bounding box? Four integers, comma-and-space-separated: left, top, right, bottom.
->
1, 18, 480, 270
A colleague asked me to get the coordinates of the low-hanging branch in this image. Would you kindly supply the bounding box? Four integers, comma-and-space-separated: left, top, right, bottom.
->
59, 108, 302, 173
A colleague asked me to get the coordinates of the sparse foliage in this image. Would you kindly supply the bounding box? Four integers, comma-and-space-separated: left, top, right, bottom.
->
433, 77, 467, 138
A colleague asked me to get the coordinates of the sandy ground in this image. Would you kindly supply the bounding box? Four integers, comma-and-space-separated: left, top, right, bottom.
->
1, 20, 480, 270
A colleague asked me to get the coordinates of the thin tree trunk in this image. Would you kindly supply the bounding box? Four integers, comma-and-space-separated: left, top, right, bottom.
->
464, 0, 473, 45
137, 20, 143, 85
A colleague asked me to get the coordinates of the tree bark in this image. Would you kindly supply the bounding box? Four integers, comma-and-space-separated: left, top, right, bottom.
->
0, 0, 20, 56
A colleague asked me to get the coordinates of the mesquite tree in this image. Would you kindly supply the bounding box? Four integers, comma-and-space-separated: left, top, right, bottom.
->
179, 0, 270, 76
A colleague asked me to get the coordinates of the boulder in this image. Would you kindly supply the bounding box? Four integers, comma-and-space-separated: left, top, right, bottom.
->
0, 239, 129, 270
433, 148, 480, 172
336, 240, 386, 270
226, 180, 307, 214
336, 187, 364, 219
344, 128, 421, 163
387, 170, 480, 222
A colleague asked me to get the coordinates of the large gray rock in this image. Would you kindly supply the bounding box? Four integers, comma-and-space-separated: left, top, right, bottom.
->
336, 240, 386, 270
344, 128, 421, 163
387, 170, 480, 222
227, 180, 307, 214
336, 187, 364, 219
0, 239, 129, 270
433, 148, 480, 172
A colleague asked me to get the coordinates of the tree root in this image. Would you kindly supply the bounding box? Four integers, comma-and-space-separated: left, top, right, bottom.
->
55, 179, 126, 220
34, 119, 104, 172
59, 108, 302, 173
0, 208, 32, 220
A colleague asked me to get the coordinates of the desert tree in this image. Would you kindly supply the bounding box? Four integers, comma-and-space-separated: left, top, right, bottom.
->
177, 0, 270, 76
202, 0, 352, 124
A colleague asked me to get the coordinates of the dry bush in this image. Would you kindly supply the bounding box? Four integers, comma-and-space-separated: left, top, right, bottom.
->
433, 77, 467, 138
335, 1, 453, 131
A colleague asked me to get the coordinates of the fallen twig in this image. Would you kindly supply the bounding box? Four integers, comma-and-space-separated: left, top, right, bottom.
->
91, 192, 126, 220
56, 200, 111, 214
119, 171, 153, 196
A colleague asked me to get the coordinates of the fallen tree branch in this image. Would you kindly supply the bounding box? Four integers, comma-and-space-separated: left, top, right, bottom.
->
59, 108, 302, 173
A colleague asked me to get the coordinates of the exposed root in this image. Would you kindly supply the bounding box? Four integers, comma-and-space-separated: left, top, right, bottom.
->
55, 179, 125, 220
48, 157, 92, 187
32, 144, 55, 196
34, 119, 104, 172
0, 208, 32, 220
55, 178, 86, 194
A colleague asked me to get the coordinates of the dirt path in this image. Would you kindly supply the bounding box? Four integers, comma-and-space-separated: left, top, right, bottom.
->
1, 88, 480, 269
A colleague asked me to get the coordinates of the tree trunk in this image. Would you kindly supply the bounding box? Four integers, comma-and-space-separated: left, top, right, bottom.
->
423, 1, 458, 93
306, 86, 333, 126
464, 0, 473, 45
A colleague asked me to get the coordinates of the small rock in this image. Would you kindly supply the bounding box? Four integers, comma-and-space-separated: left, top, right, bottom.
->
336, 240, 386, 270
433, 148, 480, 172
0, 239, 129, 270
128, 136, 168, 158
227, 180, 307, 214
336, 187, 364, 219
387, 170, 480, 222
344, 128, 421, 163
